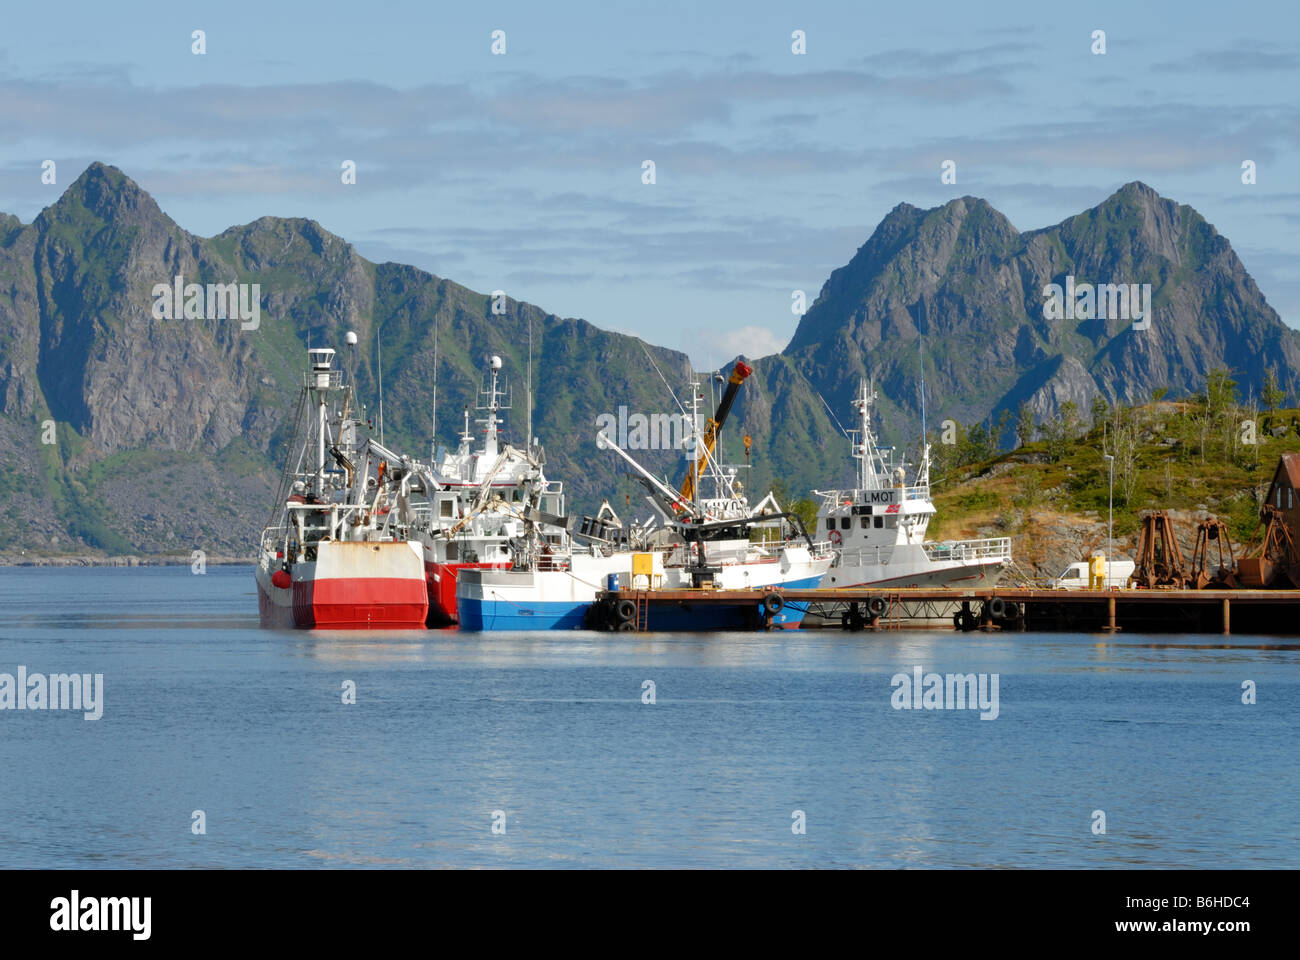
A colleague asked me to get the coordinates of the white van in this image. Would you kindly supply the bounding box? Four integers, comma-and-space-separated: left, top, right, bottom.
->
1049, 557, 1134, 590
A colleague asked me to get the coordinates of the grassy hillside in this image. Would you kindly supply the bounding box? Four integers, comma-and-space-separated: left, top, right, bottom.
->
927, 381, 1292, 576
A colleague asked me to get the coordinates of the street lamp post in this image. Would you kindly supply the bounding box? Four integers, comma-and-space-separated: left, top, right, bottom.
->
1103, 454, 1115, 584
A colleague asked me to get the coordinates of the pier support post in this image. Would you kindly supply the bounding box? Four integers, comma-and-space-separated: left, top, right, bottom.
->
1222, 596, 1231, 636
1106, 595, 1116, 633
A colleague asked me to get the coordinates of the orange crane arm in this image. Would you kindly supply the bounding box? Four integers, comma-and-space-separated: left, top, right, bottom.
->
679, 360, 753, 506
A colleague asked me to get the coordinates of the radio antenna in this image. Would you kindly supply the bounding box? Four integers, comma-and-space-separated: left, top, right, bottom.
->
918, 337, 927, 441
432, 314, 439, 458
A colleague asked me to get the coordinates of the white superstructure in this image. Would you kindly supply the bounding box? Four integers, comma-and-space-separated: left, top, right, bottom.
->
816, 380, 1011, 589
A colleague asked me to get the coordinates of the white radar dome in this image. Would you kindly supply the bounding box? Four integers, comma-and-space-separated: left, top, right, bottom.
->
344, 330, 358, 345
490, 355, 503, 370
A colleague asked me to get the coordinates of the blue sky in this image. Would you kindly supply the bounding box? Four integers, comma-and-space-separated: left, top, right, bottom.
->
2, 0, 1297, 368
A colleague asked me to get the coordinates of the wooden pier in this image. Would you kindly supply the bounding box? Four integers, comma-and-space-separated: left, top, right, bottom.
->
591, 585, 1300, 634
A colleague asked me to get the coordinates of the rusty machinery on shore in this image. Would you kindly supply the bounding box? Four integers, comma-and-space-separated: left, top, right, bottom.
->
1130, 511, 1189, 588
1132, 504, 1300, 590
1131, 511, 1243, 590
1238, 504, 1300, 588
1189, 516, 1239, 589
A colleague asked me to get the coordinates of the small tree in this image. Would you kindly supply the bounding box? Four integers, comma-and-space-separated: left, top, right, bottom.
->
1112, 422, 1140, 505
1199, 367, 1238, 464
786, 496, 820, 534
1016, 403, 1035, 449
994, 408, 1013, 450
929, 424, 958, 481
1203, 368, 1238, 413
1090, 395, 1110, 429
1040, 401, 1081, 463
960, 420, 996, 465
768, 477, 818, 539
1262, 368, 1285, 417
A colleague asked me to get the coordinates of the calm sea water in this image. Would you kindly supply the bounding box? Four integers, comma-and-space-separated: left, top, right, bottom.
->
0, 565, 1295, 869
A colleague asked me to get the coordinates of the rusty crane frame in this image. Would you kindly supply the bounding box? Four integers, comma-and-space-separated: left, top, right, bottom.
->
1130, 510, 1188, 588
1188, 516, 1239, 589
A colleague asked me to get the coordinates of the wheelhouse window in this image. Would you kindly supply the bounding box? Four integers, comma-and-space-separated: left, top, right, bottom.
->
874, 516, 883, 529
826, 518, 835, 531
840, 516, 850, 530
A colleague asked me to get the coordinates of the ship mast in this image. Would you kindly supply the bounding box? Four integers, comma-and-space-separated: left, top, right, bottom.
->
431, 314, 439, 461
917, 338, 932, 491
688, 382, 703, 509
307, 347, 337, 496
527, 316, 533, 453
851, 378, 883, 492
477, 355, 508, 460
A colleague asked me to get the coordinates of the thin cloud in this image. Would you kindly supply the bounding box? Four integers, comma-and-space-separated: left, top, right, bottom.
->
696, 324, 787, 362
1158, 44, 1300, 73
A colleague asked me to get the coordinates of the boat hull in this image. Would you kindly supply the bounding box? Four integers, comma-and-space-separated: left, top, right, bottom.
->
805, 550, 1008, 627
456, 567, 606, 631
457, 557, 830, 632
425, 560, 511, 625
822, 537, 1009, 589
256, 540, 428, 629
824, 560, 1009, 590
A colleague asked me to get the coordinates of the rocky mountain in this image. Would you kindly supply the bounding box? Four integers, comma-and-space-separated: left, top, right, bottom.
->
0, 163, 695, 556
0, 165, 1294, 557
774, 183, 1300, 483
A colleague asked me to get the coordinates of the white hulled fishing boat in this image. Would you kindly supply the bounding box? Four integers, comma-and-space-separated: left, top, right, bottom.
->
816, 380, 1011, 589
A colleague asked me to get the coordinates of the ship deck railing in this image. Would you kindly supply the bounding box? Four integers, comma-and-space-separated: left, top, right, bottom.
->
833, 537, 1011, 569
666, 537, 835, 565
816, 484, 932, 506
921, 537, 1012, 564
258, 526, 288, 552
303, 369, 342, 389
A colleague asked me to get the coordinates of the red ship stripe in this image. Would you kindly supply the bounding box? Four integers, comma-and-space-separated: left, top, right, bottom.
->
292, 577, 428, 629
